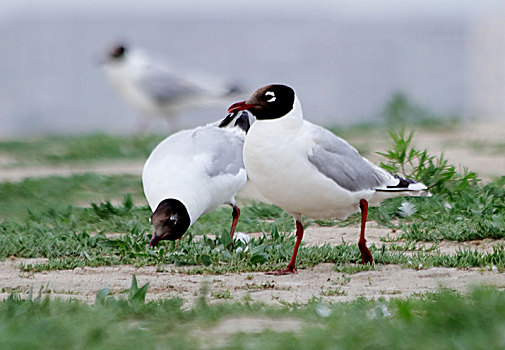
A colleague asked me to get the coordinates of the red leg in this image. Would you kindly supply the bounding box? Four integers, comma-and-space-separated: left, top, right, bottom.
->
267, 220, 304, 275
358, 199, 373, 264
230, 205, 240, 239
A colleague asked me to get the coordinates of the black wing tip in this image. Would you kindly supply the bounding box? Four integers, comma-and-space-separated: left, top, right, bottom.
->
376, 188, 414, 192
218, 112, 237, 128
234, 112, 250, 133
218, 111, 250, 133
387, 175, 416, 189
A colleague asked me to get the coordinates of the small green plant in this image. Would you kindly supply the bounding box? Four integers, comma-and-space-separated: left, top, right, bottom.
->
320, 286, 346, 296
96, 275, 149, 305
211, 289, 233, 300
334, 263, 375, 274
373, 131, 505, 243
128, 275, 150, 303
377, 128, 479, 194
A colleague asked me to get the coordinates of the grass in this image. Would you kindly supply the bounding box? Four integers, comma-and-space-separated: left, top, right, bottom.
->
3, 197, 505, 273
0, 174, 145, 220
2, 282, 505, 349
1, 96, 503, 349
0, 126, 503, 273
375, 129, 505, 242
0, 133, 165, 166
0, 129, 503, 272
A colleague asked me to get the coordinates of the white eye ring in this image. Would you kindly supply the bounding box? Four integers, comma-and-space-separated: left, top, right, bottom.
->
265, 91, 276, 102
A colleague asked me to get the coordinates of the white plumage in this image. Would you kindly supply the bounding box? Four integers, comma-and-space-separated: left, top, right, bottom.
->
229, 84, 430, 273
243, 97, 427, 220
142, 113, 249, 245
102, 44, 243, 129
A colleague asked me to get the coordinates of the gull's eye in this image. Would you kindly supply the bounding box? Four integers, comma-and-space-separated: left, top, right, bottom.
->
111, 46, 126, 58
265, 91, 276, 103
168, 214, 179, 226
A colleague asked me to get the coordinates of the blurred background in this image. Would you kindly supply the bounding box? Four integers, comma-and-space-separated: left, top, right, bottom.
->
1, 0, 505, 137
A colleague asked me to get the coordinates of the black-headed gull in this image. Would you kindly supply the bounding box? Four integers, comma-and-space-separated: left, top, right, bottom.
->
228, 84, 430, 274
102, 43, 243, 130
143, 112, 250, 246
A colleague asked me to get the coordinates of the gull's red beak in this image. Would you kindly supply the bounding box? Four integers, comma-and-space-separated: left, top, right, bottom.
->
149, 233, 161, 247
228, 101, 255, 113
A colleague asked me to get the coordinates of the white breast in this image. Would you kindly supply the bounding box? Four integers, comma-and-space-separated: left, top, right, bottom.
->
104, 59, 162, 117
243, 115, 374, 220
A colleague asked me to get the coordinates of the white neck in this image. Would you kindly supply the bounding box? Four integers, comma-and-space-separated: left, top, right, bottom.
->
288, 96, 303, 122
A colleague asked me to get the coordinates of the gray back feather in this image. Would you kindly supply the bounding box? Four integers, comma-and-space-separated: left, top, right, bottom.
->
136, 66, 202, 103
192, 127, 245, 177
307, 125, 390, 192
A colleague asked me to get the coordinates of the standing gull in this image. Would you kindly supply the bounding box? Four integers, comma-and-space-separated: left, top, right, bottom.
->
143, 112, 250, 246
228, 84, 430, 274
102, 43, 243, 130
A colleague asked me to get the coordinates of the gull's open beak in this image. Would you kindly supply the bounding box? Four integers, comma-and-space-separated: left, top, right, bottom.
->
228, 101, 255, 113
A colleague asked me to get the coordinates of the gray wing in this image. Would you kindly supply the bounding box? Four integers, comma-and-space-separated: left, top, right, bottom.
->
136, 65, 203, 103
192, 127, 245, 177
307, 124, 392, 192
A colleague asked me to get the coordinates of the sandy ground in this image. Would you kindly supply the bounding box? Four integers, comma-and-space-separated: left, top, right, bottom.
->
0, 121, 504, 306
2, 258, 504, 307
1, 224, 505, 306
0, 160, 144, 183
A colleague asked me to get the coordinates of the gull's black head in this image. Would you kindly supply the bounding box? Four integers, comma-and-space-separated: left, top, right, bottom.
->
149, 199, 190, 247
107, 44, 127, 62
228, 84, 295, 120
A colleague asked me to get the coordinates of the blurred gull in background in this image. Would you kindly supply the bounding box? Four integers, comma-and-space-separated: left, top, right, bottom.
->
101, 43, 244, 131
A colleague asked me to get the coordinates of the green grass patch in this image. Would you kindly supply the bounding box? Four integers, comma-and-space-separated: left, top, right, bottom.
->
3, 197, 505, 273
1, 127, 504, 272
1, 284, 505, 349
0, 133, 165, 166
0, 174, 145, 220
375, 129, 505, 241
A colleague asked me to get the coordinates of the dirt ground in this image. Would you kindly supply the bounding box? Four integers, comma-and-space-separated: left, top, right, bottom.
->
2, 257, 505, 306
1, 121, 504, 305
1, 224, 505, 306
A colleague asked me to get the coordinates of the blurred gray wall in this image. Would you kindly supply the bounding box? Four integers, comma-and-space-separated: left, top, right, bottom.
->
0, 1, 503, 137
468, 4, 505, 119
